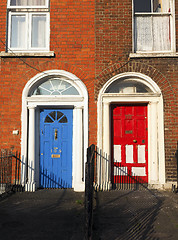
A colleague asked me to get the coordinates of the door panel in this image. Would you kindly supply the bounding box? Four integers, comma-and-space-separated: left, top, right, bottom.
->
40, 109, 73, 188
112, 104, 148, 183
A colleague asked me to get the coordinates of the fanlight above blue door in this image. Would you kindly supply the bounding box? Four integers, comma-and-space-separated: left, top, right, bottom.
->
30, 77, 80, 96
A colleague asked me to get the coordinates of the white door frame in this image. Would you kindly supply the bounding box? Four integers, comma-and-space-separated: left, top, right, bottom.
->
21, 70, 88, 192
97, 72, 165, 187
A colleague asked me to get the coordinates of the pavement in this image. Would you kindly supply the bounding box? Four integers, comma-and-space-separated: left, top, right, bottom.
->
0, 188, 178, 240
93, 189, 178, 240
0, 189, 85, 240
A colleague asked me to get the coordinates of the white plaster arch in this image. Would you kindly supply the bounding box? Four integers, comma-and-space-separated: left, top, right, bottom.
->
97, 72, 165, 189
21, 70, 88, 192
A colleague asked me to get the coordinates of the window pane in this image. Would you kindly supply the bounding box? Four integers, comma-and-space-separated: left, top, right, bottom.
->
153, 0, 170, 12
153, 0, 161, 12
62, 87, 80, 95
31, 78, 80, 96
134, 0, 170, 13
161, 0, 170, 12
152, 15, 171, 51
49, 111, 56, 120
11, 15, 26, 48
59, 116, 68, 123
134, 16, 152, 51
105, 80, 152, 93
135, 15, 171, 52
44, 115, 54, 123
134, 0, 151, 12
10, 0, 46, 6
32, 15, 46, 48
57, 112, 64, 121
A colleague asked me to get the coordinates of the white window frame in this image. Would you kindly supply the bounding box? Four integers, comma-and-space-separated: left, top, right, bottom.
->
132, 0, 176, 53
8, 11, 50, 52
7, 0, 49, 9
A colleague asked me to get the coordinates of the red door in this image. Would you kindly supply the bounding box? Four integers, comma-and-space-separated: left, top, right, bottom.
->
111, 104, 148, 183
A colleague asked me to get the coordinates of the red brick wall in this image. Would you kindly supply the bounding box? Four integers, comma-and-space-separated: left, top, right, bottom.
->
95, 0, 178, 182
0, 1, 6, 50
0, 0, 96, 150
95, 0, 132, 75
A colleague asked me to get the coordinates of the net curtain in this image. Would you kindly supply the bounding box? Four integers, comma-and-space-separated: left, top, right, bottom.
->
135, 15, 171, 51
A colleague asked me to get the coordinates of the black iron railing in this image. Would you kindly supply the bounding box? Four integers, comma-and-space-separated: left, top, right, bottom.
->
93, 145, 147, 191
85, 144, 95, 240
85, 144, 148, 239
0, 150, 23, 194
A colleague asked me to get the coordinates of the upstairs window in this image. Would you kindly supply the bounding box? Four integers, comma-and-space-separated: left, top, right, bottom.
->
8, 0, 48, 7
134, 0, 175, 53
7, 0, 50, 52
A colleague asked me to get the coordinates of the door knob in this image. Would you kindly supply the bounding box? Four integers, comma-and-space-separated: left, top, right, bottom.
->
133, 140, 137, 143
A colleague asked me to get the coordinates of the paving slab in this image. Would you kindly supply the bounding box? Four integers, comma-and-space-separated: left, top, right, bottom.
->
0, 189, 85, 240
93, 189, 178, 240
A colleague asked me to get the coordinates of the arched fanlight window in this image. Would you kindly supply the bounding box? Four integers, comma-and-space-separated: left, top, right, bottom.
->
105, 79, 153, 93
44, 111, 68, 123
30, 77, 80, 96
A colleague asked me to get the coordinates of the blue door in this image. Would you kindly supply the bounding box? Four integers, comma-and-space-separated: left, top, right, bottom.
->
40, 109, 73, 188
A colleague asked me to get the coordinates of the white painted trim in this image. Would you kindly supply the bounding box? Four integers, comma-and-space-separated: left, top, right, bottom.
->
132, 0, 134, 53
26, 106, 36, 192
21, 70, 88, 192
29, 95, 82, 101
0, 52, 54, 57
170, 0, 176, 53
130, 52, 178, 58
97, 72, 165, 187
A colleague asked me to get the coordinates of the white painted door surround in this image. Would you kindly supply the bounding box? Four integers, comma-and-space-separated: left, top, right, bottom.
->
21, 70, 88, 192
97, 72, 165, 188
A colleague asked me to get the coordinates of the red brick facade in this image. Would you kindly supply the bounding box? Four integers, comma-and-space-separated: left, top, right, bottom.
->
0, 0, 96, 149
0, 0, 177, 184
95, 0, 178, 182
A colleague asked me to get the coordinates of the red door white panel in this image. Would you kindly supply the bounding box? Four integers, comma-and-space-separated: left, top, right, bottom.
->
111, 104, 148, 183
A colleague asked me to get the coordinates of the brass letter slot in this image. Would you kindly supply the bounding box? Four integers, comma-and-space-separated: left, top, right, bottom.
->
54, 129, 58, 140
51, 154, 60, 158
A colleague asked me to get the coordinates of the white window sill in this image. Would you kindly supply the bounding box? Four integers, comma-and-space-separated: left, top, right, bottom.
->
0, 51, 54, 57
129, 52, 178, 58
